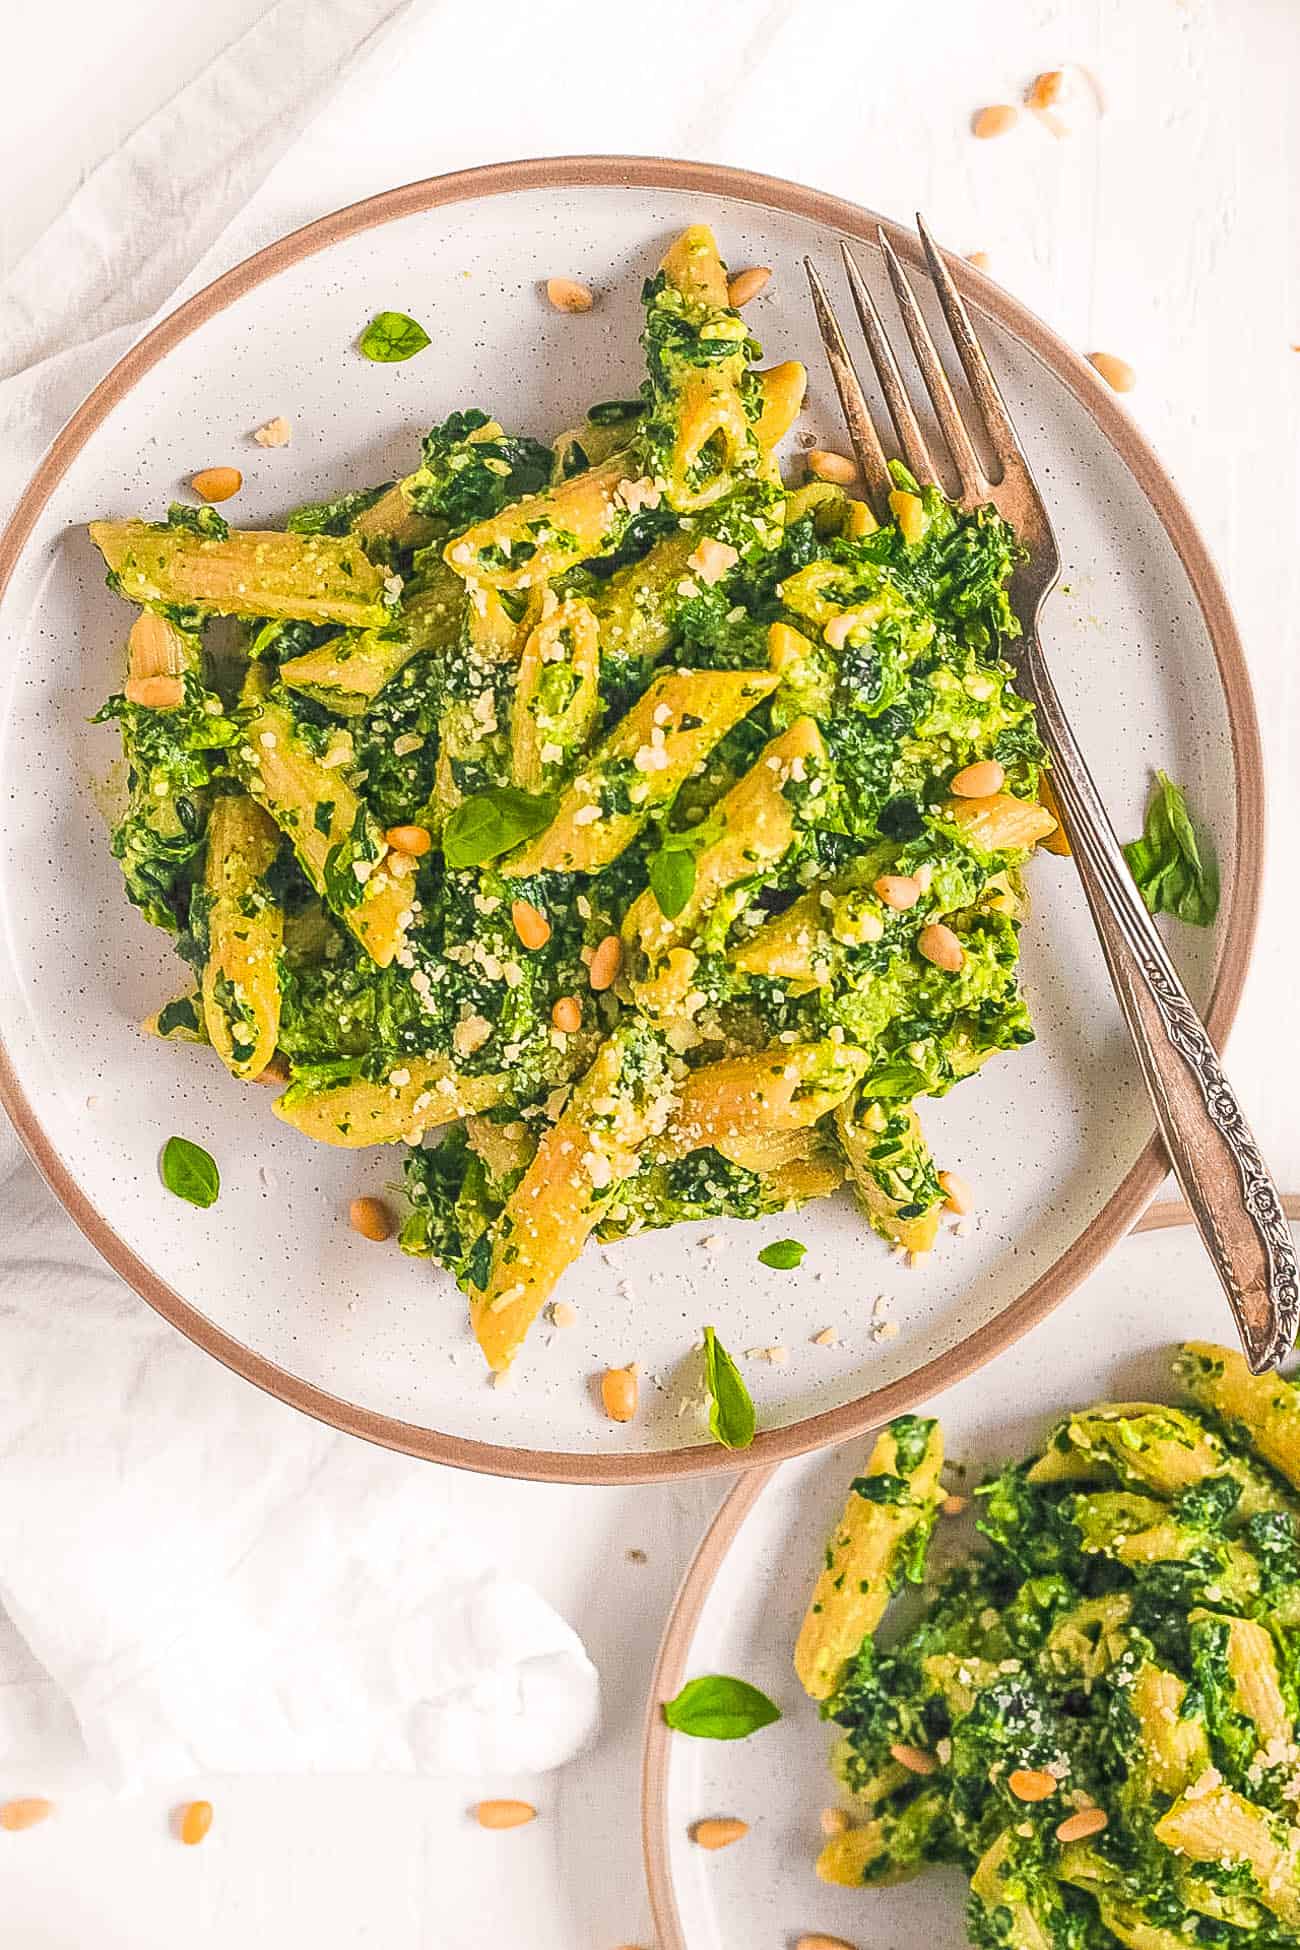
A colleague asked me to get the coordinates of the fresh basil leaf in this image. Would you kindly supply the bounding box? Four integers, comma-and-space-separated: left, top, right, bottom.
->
703, 1324, 755, 1451
1122, 771, 1219, 927
661, 1673, 781, 1740
357, 311, 431, 364
442, 787, 557, 869
758, 1238, 806, 1270
648, 845, 697, 919
161, 1135, 220, 1208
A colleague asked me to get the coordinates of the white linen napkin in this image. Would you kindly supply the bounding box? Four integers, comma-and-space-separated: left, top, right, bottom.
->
0, 0, 599, 1791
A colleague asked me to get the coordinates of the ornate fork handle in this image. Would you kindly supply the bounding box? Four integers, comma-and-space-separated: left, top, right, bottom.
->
1022, 630, 1299, 1371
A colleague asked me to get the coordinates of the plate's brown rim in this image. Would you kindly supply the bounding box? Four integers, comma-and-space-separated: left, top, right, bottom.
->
0, 155, 1265, 1486
640, 1197, 1300, 1950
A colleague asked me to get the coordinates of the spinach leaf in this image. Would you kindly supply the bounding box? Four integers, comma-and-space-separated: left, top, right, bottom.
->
703, 1325, 755, 1450
757, 1238, 805, 1269
287, 484, 391, 536
160, 1135, 220, 1208
163, 502, 229, 542
661, 1673, 781, 1740
358, 311, 431, 363
647, 845, 696, 919
1122, 771, 1219, 927
442, 787, 557, 869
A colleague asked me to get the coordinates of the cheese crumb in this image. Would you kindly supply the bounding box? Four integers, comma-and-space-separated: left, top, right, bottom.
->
253, 415, 292, 447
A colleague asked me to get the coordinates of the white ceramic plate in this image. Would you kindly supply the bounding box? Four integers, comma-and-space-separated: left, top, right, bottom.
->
0, 159, 1261, 1480
642, 1206, 1300, 1949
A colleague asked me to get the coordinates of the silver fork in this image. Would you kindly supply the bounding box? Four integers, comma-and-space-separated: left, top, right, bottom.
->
804, 218, 1297, 1373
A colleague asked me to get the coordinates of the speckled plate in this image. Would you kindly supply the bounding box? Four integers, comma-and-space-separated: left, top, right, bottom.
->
641, 1204, 1300, 1949
0, 159, 1262, 1482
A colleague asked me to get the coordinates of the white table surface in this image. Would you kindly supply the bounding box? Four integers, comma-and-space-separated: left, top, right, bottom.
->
1, 1, 1298, 1944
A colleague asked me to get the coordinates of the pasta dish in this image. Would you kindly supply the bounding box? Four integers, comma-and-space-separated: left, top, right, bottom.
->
90, 224, 1057, 1377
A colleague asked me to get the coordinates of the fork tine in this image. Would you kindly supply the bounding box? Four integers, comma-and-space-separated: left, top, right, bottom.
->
802, 257, 892, 512
838, 242, 937, 489
873, 229, 991, 510
913, 213, 1025, 476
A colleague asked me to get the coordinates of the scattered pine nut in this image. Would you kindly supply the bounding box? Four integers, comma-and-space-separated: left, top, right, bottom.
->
550, 1300, 578, 1329
1027, 70, 1065, 110
819, 1806, 851, 1836
806, 449, 857, 486
124, 673, 185, 710
727, 266, 772, 307
1088, 352, 1136, 393
0, 1799, 53, 1832
349, 1196, 394, 1242
253, 416, 292, 447
874, 874, 920, 911
966, 251, 991, 271
190, 467, 242, 503
601, 1365, 639, 1423
941, 1494, 969, 1516
545, 277, 594, 314
796, 1936, 860, 1950
1008, 1768, 1058, 1803
178, 1800, 213, 1846
1055, 1807, 1108, 1843
918, 923, 965, 972
950, 759, 1005, 797
812, 1327, 839, 1347
474, 1799, 537, 1829
511, 899, 552, 950
588, 933, 623, 992
889, 1742, 938, 1776
690, 1817, 748, 1850
551, 995, 582, 1034
973, 104, 1020, 139
382, 825, 429, 859
939, 1170, 974, 1215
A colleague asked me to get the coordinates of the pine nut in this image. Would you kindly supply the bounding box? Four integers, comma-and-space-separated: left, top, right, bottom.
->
690, 1817, 748, 1850
939, 1170, 974, 1215
950, 759, 1005, 798
796, 1936, 859, 1950
889, 1743, 938, 1775
550, 1301, 578, 1329
385, 824, 432, 856
511, 899, 552, 950
727, 266, 772, 307
819, 1806, 851, 1836
966, 251, 991, 271
1055, 1807, 1108, 1843
178, 1800, 213, 1846
124, 673, 185, 710
545, 277, 594, 314
0, 1798, 53, 1832
918, 923, 965, 972
190, 467, 242, 502
941, 1493, 968, 1516
806, 449, 857, 486
1027, 69, 1064, 109
349, 1196, 393, 1242
1008, 1768, 1058, 1802
874, 874, 920, 911
551, 995, 582, 1034
973, 104, 1020, 139
589, 934, 623, 992
474, 1799, 537, 1829
1088, 352, 1136, 393
601, 1365, 639, 1423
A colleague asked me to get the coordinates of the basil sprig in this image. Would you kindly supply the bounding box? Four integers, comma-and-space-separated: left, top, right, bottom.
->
661, 1673, 781, 1740
442, 787, 557, 869
357, 311, 431, 363
758, 1237, 806, 1270
160, 1135, 220, 1208
1122, 771, 1219, 927
703, 1325, 755, 1450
